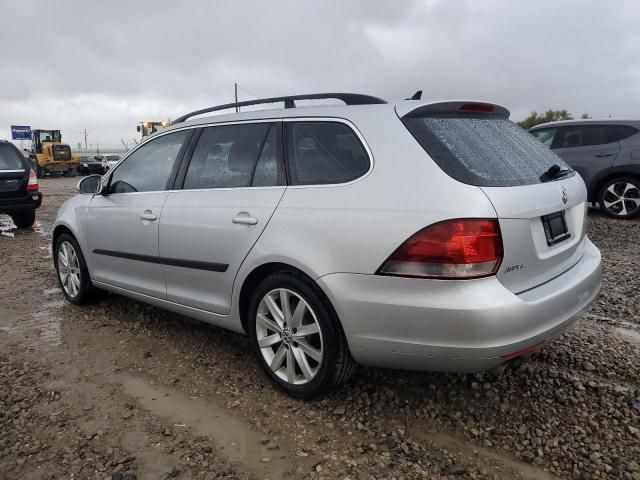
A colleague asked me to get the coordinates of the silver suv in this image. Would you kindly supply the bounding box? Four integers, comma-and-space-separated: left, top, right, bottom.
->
53, 93, 602, 397
530, 120, 640, 219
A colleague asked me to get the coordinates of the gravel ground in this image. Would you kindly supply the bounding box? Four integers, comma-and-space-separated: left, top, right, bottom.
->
1, 177, 639, 480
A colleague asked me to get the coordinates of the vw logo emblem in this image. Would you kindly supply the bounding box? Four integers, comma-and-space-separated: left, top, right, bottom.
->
561, 186, 568, 204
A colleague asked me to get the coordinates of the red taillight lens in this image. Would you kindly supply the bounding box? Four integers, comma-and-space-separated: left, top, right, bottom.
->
377, 219, 503, 279
27, 168, 38, 192
459, 102, 494, 113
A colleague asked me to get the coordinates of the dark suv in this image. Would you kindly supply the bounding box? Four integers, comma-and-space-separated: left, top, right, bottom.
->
530, 120, 640, 219
0, 140, 42, 228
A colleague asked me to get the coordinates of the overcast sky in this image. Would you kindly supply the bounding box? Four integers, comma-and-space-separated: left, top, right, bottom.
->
1, 0, 639, 150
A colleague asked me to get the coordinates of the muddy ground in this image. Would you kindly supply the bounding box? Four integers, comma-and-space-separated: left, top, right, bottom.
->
1, 177, 639, 480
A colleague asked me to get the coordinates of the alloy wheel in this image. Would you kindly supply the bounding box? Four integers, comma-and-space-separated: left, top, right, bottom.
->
602, 181, 640, 217
58, 240, 81, 297
255, 288, 324, 385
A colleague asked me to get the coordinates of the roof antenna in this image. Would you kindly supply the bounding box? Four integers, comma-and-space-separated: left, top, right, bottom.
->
406, 90, 422, 101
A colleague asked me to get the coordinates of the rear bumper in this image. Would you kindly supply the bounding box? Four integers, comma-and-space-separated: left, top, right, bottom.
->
318, 238, 601, 372
0, 192, 42, 211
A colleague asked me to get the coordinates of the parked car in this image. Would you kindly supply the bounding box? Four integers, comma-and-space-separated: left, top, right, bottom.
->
52, 93, 601, 397
0, 140, 42, 228
530, 120, 640, 218
78, 155, 109, 175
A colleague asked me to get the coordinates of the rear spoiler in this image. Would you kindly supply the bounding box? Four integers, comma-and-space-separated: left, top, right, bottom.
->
396, 101, 510, 119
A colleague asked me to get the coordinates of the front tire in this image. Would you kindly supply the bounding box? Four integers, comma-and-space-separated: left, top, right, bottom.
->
54, 233, 93, 304
248, 272, 357, 398
11, 209, 35, 228
599, 176, 640, 219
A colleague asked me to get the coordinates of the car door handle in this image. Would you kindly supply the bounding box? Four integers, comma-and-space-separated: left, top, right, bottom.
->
232, 215, 258, 225
140, 211, 157, 221
594, 153, 613, 158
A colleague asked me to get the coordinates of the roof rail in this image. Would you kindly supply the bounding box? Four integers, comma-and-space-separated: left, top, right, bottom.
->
172, 92, 387, 124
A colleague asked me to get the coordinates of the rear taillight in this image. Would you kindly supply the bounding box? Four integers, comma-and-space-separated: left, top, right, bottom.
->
27, 168, 38, 192
377, 219, 503, 279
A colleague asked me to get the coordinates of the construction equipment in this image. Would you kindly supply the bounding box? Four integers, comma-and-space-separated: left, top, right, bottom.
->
29, 129, 79, 177
137, 120, 169, 139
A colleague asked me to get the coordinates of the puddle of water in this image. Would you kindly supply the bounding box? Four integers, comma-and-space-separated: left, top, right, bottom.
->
615, 327, 640, 345
0, 292, 64, 348
121, 375, 295, 478
411, 430, 558, 480
41, 299, 66, 309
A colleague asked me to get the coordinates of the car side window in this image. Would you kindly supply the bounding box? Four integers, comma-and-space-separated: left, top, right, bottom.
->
556, 125, 613, 149
286, 121, 370, 185
609, 125, 639, 142
531, 128, 557, 147
108, 130, 189, 194
183, 123, 281, 189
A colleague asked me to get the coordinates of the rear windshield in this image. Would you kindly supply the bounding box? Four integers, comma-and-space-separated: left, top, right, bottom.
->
402, 116, 571, 187
0, 143, 25, 170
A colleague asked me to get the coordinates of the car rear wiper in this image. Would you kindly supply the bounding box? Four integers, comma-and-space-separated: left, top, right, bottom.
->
541, 164, 573, 182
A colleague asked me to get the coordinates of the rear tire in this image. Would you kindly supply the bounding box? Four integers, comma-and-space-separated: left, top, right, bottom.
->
248, 272, 357, 398
64, 168, 77, 177
35, 163, 44, 178
11, 209, 35, 228
598, 176, 640, 219
54, 233, 93, 305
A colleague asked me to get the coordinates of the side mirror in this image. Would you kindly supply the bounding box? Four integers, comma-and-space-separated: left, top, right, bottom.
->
78, 175, 103, 194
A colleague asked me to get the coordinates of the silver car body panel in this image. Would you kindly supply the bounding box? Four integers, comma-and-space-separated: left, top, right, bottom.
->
159, 186, 286, 314
481, 173, 588, 293
53, 99, 602, 372
86, 191, 170, 297
320, 238, 600, 371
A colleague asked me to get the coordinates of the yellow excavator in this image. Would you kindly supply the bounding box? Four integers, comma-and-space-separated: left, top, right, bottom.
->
29, 129, 80, 177
137, 120, 169, 139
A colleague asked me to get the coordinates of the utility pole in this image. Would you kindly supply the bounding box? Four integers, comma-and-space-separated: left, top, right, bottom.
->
234, 82, 239, 112
79, 129, 90, 150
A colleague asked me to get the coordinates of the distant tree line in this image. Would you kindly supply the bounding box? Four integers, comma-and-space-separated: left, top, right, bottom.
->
518, 110, 591, 130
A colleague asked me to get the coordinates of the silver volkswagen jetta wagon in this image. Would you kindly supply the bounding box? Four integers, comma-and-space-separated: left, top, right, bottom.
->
53, 92, 601, 397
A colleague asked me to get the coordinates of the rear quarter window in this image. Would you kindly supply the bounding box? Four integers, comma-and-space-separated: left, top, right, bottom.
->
611, 125, 639, 142
402, 116, 570, 187
286, 122, 370, 185
0, 143, 25, 170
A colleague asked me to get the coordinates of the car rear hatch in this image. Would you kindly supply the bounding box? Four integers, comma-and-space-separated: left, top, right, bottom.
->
0, 143, 27, 199
398, 100, 587, 293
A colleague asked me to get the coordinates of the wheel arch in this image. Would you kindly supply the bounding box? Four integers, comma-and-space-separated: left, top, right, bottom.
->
52, 223, 87, 264
237, 262, 344, 337
590, 167, 640, 202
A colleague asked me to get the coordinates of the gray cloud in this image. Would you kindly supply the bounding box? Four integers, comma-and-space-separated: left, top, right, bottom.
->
1, 0, 638, 149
